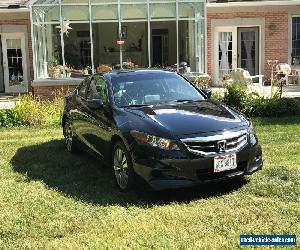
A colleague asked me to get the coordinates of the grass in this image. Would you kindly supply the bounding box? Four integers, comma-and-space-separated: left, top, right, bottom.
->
0, 117, 299, 249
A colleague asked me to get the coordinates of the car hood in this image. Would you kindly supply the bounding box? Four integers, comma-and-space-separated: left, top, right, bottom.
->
124, 100, 248, 137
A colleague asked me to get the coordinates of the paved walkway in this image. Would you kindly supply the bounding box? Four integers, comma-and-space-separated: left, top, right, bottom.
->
212, 84, 300, 99
0, 94, 19, 110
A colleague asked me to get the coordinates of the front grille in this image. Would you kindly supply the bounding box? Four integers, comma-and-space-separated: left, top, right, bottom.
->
181, 130, 248, 156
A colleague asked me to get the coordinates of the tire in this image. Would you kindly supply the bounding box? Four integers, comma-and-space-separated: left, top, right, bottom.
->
112, 141, 136, 191
63, 119, 78, 153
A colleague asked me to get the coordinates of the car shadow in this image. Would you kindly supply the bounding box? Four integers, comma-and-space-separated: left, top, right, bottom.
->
11, 139, 248, 207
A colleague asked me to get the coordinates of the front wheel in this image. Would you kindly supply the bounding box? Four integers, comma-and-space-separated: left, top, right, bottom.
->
63, 119, 78, 153
112, 141, 135, 191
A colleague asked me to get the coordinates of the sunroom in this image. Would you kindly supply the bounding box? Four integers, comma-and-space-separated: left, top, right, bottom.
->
30, 0, 206, 86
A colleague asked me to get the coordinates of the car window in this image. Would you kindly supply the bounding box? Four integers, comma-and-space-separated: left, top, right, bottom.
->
86, 75, 109, 103
78, 78, 90, 98
111, 72, 204, 107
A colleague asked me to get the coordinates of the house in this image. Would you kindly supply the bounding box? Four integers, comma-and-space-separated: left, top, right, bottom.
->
1, 0, 300, 97
0, 0, 32, 94
27, 0, 206, 99
207, 0, 300, 85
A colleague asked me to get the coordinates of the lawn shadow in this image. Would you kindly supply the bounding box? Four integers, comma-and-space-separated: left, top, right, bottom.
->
11, 139, 248, 207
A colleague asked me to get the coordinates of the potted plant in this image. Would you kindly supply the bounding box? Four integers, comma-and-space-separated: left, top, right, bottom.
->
48, 56, 61, 79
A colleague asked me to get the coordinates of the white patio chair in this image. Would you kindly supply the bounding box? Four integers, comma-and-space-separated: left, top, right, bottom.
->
231, 68, 264, 95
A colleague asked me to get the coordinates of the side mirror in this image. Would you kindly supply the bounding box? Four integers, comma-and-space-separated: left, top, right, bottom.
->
87, 99, 104, 109
202, 88, 212, 99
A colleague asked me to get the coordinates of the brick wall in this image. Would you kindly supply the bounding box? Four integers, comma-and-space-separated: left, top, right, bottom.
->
0, 18, 33, 82
32, 85, 77, 100
207, 11, 289, 79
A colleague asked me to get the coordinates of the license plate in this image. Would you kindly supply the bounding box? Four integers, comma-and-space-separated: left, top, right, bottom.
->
214, 154, 237, 173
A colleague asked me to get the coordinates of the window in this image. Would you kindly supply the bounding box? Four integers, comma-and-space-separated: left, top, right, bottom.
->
87, 76, 108, 103
31, 0, 206, 79
292, 17, 300, 65
78, 78, 90, 97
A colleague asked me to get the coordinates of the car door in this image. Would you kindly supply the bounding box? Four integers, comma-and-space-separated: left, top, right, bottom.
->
70, 77, 91, 145
83, 75, 113, 157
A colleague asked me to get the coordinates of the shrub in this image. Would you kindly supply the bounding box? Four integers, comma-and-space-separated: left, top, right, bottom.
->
223, 83, 249, 111
221, 83, 300, 117
0, 94, 64, 128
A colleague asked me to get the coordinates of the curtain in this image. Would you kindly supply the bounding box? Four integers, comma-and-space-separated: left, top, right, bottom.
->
243, 31, 255, 75
219, 32, 232, 78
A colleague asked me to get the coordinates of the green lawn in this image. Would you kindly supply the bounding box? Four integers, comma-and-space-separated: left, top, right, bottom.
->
0, 117, 299, 249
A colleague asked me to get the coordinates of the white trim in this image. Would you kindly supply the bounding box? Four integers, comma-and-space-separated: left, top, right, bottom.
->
0, 8, 29, 13
204, 1, 207, 73
30, 5, 37, 80
213, 26, 237, 85
1, 33, 28, 93
207, 0, 300, 8
211, 18, 264, 85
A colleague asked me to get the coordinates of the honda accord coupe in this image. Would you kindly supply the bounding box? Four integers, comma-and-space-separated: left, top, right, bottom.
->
62, 70, 263, 191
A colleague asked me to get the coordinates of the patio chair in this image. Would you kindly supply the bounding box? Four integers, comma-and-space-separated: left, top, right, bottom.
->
231, 68, 264, 94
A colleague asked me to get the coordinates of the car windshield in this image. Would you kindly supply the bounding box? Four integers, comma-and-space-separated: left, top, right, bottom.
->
111, 71, 205, 107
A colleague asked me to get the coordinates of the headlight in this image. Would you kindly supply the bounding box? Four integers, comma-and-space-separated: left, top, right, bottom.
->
248, 123, 257, 145
130, 131, 180, 151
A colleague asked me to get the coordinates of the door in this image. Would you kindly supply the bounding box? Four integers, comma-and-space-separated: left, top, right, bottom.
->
152, 29, 169, 67
84, 75, 112, 157
214, 27, 237, 82
238, 27, 259, 76
1, 33, 28, 93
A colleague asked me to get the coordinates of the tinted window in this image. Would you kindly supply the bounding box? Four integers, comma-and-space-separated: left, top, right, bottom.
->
86, 75, 108, 103
78, 78, 90, 98
111, 72, 204, 107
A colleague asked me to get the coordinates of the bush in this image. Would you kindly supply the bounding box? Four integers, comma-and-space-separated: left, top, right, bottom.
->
222, 83, 300, 117
0, 94, 64, 128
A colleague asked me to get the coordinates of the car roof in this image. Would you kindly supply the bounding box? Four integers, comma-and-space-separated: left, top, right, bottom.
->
96, 68, 177, 78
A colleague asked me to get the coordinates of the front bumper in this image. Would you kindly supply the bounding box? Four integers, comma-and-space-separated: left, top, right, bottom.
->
131, 143, 263, 190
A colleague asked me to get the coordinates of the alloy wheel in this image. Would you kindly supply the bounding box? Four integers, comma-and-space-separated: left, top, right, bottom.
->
113, 147, 129, 190
64, 121, 73, 152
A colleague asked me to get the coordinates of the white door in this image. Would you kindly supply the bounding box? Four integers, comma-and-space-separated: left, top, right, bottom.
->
1, 33, 28, 93
213, 27, 237, 84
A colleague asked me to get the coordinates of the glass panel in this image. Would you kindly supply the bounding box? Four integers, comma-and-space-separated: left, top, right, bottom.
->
62, 0, 88, 3
151, 21, 176, 68
179, 2, 204, 19
121, 4, 147, 20
91, 0, 117, 3
62, 6, 89, 21
6, 39, 24, 86
240, 31, 256, 76
92, 5, 118, 21
32, 0, 59, 4
93, 22, 148, 71
178, 20, 195, 73
121, 0, 146, 2
32, 6, 60, 22
292, 17, 300, 65
93, 23, 120, 70
33, 24, 63, 79
218, 32, 232, 79
149, 0, 175, 2
151, 3, 176, 19
64, 23, 92, 78
122, 22, 148, 67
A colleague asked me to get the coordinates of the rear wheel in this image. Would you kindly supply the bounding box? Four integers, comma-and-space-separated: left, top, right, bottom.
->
112, 141, 135, 191
63, 119, 78, 153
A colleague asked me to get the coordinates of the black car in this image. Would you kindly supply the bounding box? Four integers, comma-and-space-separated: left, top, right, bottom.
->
62, 69, 262, 191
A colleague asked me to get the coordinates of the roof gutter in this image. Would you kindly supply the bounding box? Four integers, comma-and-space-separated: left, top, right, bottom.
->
0, 8, 29, 13
207, 0, 300, 8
